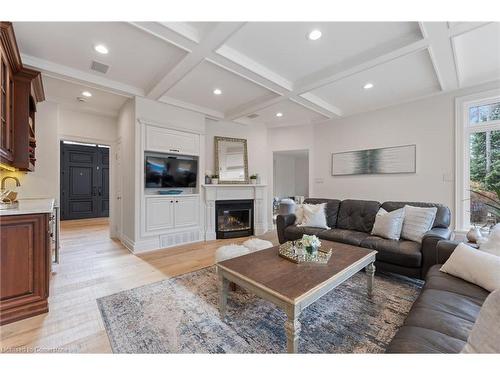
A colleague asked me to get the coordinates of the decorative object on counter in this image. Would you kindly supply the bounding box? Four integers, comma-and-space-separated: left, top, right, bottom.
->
158, 190, 183, 195
250, 174, 258, 184
278, 240, 332, 264
0, 190, 19, 210
466, 226, 483, 244
211, 174, 219, 184
205, 174, 212, 184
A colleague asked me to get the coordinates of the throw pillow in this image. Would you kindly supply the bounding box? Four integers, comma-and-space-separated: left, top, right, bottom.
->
478, 223, 500, 257
440, 243, 500, 292
371, 207, 405, 240
400, 205, 438, 243
298, 203, 330, 229
294, 204, 304, 225
461, 289, 500, 353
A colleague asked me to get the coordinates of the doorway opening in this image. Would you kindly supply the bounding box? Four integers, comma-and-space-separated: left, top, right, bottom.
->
272, 149, 309, 223
60, 140, 110, 221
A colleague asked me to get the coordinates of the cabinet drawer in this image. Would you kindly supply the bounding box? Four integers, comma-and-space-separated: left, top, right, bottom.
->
145, 125, 199, 156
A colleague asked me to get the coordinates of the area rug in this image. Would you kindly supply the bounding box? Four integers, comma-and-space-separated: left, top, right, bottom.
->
97, 266, 422, 353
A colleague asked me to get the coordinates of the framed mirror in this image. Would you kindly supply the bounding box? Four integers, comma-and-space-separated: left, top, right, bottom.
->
214, 136, 249, 184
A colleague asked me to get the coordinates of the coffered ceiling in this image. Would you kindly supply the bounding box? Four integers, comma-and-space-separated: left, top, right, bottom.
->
13, 21, 500, 124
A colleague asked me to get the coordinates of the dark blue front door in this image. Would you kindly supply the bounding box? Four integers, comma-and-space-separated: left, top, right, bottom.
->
60, 142, 109, 220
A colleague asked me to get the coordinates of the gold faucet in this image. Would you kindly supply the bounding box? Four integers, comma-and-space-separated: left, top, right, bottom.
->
1, 176, 21, 191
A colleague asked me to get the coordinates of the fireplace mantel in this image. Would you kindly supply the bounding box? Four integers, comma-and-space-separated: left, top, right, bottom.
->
202, 184, 268, 240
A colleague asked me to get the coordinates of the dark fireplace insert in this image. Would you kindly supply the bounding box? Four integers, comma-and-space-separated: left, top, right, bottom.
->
215, 199, 254, 239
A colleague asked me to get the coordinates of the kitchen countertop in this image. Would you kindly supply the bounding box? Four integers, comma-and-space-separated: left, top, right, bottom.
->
0, 198, 56, 216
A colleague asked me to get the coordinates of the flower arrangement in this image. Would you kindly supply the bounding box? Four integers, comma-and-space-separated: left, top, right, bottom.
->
301, 234, 321, 254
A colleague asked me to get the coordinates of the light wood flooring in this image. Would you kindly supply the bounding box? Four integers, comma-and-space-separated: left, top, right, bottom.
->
0, 218, 276, 353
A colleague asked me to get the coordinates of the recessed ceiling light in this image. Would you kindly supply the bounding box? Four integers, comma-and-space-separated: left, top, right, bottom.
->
276, 112, 283, 118
213, 88, 222, 95
307, 29, 322, 41
82, 91, 92, 97
363, 83, 374, 90
94, 44, 109, 54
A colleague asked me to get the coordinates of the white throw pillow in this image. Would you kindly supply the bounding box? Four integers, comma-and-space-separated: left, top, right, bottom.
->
400, 205, 438, 243
440, 243, 500, 292
461, 289, 500, 353
298, 203, 330, 229
294, 204, 304, 225
478, 223, 500, 257
371, 208, 405, 240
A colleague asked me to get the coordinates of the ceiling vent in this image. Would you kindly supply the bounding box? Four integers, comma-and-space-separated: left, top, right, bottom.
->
90, 60, 109, 74
76, 97, 87, 102
247, 114, 259, 119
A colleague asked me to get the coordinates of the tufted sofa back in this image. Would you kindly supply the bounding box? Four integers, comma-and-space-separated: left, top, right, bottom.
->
336, 199, 381, 233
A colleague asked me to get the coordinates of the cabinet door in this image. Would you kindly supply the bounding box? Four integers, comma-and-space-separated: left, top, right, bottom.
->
0, 214, 49, 324
145, 125, 199, 155
174, 196, 199, 228
0, 50, 13, 162
145, 197, 175, 232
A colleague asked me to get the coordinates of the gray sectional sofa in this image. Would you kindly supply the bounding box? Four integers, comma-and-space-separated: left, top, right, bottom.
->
387, 240, 490, 353
276, 198, 452, 279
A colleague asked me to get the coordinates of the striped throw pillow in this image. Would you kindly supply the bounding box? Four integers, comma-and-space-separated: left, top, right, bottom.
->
400, 205, 437, 243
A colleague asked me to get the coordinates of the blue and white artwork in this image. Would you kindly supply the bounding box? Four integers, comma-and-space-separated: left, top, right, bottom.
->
331, 145, 416, 176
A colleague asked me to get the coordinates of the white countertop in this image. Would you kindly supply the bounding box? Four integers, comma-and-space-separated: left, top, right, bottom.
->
0, 198, 55, 216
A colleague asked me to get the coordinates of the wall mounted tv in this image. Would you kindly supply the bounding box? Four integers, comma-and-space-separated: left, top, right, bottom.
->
145, 154, 198, 188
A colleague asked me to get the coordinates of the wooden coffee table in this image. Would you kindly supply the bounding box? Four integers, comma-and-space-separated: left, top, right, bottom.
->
216, 240, 377, 353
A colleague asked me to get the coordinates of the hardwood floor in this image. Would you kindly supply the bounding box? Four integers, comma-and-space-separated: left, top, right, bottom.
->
0, 218, 276, 353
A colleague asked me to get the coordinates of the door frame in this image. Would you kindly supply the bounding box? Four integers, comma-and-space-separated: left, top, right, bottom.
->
58, 134, 116, 238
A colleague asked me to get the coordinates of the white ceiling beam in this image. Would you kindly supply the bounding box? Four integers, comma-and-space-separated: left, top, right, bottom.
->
130, 22, 197, 52
419, 22, 459, 91
296, 93, 343, 118
22, 54, 144, 97
158, 96, 224, 120
135, 22, 246, 100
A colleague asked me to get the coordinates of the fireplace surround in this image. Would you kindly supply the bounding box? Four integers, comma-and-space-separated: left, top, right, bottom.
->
215, 200, 254, 239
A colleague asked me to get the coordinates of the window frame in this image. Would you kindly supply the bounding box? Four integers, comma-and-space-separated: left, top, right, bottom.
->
455, 89, 500, 232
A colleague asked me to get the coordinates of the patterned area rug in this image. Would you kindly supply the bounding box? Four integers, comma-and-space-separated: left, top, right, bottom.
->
97, 266, 422, 353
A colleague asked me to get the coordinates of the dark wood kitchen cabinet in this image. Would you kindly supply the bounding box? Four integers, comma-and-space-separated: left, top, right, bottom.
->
0, 213, 51, 325
0, 22, 44, 171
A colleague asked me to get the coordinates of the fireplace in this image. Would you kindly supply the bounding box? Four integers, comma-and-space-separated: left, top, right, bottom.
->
215, 200, 254, 239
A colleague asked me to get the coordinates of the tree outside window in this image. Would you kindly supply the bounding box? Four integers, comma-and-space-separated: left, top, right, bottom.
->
468, 102, 500, 228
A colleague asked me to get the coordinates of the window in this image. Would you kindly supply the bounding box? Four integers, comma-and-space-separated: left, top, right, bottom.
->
456, 90, 500, 232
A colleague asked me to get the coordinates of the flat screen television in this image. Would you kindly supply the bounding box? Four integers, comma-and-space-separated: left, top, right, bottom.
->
145, 154, 198, 188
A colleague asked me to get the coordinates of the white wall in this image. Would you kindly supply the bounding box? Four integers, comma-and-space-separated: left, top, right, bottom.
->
59, 108, 117, 143
205, 119, 268, 181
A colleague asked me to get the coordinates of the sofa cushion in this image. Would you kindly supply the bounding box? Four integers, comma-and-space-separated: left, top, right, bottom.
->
320, 229, 370, 246
424, 265, 489, 303
381, 201, 451, 229
405, 288, 483, 340
336, 199, 380, 233
386, 265, 489, 354
303, 198, 341, 228
386, 326, 466, 353
284, 225, 326, 241
360, 236, 422, 268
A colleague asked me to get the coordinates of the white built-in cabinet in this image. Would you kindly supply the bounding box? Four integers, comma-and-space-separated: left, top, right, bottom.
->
145, 195, 199, 233
145, 125, 199, 156
137, 121, 203, 252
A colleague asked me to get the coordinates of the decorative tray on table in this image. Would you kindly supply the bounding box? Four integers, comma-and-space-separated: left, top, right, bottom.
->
278, 241, 332, 264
